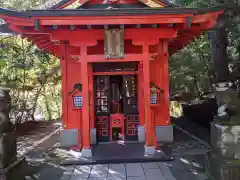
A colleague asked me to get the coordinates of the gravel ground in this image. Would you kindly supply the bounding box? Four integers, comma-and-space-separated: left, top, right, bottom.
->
17, 121, 61, 156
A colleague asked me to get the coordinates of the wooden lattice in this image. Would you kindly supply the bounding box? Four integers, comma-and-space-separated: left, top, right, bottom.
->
126, 115, 139, 136
95, 76, 109, 113
96, 116, 109, 137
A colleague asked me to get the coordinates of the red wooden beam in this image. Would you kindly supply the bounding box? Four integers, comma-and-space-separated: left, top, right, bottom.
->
1, 10, 222, 29
35, 11, 220, 25
2, 16, 34, 26
51, 29, 104, 42
82, 54, 143, 62
7, 24, 49, 35
34, 38, 51, 45
49, 48, 61, 56
31, 35, 50, 43
191, 12, 221, 23
44, 46, 59, 53
93, 71, 138, 76
24, 33, 79, 55
43, 45, 79, 57
38, 47, 60, 57
50, 28, 177, 46
69, 46, 81, 56
37, 43, 58, 50
125, 28, 177, 40
39, 16, 187, 26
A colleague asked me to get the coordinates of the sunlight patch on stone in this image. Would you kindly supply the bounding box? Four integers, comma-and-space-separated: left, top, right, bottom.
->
180, 157, 191, 164
192, 162, 202, 168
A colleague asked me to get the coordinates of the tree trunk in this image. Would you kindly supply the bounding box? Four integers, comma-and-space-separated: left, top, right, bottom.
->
51, 86, 61, 119
210, 28, 229, 83
43, 86, 52, 121
210, 22, 240, 125
30, 85, 44, 121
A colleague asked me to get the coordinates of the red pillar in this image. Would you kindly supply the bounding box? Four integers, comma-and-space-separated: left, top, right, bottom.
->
81, 46, 91, 153
162, 40, 170, 124
88, 63, 94, 129
142, 44, 156, 148
138, 62, 144, 126
60, 42, 69, 129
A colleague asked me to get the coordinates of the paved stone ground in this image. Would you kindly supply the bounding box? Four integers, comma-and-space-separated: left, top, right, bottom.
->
5, 158, 207, 180
2, 123, 210, 180
60, 162, 176, 180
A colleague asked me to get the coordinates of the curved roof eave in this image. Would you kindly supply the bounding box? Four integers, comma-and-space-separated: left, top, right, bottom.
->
0, 5, 225, 18
0, 4, 230, 56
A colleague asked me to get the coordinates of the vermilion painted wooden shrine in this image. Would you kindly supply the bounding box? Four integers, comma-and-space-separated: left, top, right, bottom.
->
0, 0, 225, 157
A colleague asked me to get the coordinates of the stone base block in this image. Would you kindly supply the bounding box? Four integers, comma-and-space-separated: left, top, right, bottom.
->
144, 146, 155, 155
211, 123, 240, 159
138, 125, 174, 143
60, 129, 78, 147
138, 125, 145, 143
0, 131, 17, 169
90, 128, 96, 145
156, 125, 173, 143
81, 148, 92, 157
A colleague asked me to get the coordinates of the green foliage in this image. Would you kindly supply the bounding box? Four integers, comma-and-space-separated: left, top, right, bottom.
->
169, 34, 213, 97
170, 0, 240, 100
169, 0, 214, 97
1, 0, 41, 10
0, 0, 62, 124
0, 35, 61, 123
179, 0, 211, 7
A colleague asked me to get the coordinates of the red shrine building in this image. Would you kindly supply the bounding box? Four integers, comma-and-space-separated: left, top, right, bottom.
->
0, 0, 224, 157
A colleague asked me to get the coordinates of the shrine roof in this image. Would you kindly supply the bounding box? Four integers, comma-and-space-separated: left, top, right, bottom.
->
0, 4, 231, 57
49, 0, 178, 9
0, 5, 225, 17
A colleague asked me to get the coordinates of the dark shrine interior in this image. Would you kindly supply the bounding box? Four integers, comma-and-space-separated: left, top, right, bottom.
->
110, 75, 123, 114
112, 127, 122, 141
94, 62, 138, 115
94, 62, 139, 141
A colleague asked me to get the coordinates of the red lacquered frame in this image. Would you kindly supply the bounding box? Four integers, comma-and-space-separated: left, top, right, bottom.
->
110, 113, 125, 141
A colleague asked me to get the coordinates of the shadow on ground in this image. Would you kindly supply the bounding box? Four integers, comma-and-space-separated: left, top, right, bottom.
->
6, 121, 212, 180
3, 159, 78, 180
165, 155, 209, 180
